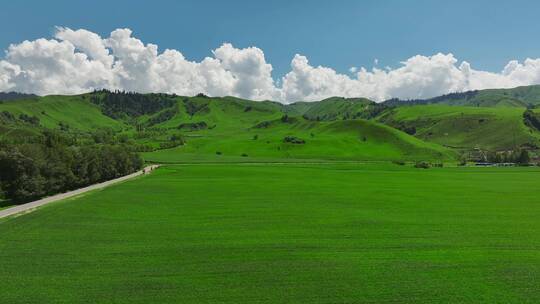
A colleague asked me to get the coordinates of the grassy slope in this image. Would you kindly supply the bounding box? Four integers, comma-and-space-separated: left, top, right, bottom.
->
377, 105, 540, 150
143, 97, 454, 162
471, 85, 540, 106
0, 95, 126, 131
1, 164, 540, 303
391, 85, 540, 107
290, 97, 374, 120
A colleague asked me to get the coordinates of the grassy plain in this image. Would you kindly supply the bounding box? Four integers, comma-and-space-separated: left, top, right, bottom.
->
1, 163, 539, 303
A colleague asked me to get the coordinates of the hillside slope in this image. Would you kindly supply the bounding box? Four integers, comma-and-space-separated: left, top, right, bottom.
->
384, 85, 540, 107
0, 95, 126, 131
286, 97, 375, 120
143, 99, 455, 162
376, 105, 540, 150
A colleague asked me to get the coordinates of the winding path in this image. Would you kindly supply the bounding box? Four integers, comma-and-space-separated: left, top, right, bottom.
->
0, 165, 160, 220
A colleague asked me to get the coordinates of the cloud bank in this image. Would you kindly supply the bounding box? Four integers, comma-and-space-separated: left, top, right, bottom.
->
2, 27, 540, 103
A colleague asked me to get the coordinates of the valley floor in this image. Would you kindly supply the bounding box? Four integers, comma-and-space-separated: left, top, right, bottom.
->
1, 163, 539, 303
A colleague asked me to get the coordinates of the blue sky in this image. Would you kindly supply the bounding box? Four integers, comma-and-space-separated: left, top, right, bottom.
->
2, 0, 540, 102
2, 0, 540, 78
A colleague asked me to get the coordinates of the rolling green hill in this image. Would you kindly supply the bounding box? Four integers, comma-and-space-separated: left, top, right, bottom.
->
286, 97, 375, 120
3, 86, 540, 162
144, 117, 454, 163
142, 96, 454, 162
0, 95, 126, 131
376, 105, 540, 150
384, 85, 540, 107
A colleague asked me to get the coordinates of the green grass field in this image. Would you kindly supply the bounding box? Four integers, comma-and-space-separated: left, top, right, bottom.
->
1, 163, 540, 303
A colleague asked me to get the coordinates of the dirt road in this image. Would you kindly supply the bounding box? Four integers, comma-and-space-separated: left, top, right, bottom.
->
0, 165, 160, 219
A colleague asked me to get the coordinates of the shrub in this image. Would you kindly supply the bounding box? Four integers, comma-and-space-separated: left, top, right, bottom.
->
216, 151, 222, 155
253, 121, 272, 129
178, 121, 208, 131
283, 136, 305, 144
241, 153, 248, 157
392, 160, 405, 166
414, 161, 430, 169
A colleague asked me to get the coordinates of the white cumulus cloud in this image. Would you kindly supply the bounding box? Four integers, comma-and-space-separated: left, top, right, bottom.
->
2, 27, 540, 103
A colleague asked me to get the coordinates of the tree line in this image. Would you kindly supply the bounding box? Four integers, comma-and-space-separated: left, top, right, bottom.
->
0, 130, 143, 203
485, 149, 531, 165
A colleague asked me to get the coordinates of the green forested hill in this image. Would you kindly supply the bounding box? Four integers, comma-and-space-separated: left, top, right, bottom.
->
2, 86, 540, 164
384, 85, 540, 107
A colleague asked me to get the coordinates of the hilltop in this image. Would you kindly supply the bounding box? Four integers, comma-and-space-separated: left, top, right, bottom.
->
383, 85, 540, 108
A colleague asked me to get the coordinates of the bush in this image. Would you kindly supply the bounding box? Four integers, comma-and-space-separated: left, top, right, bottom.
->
283, 136, 305, 144
178, 121, 208, 131
392, 160, 405, 166
146, 107, 178, 126
241, 153, 248, 157
18, 113, 40, 125
414, 161, 430, 169
216, 151, 222, 155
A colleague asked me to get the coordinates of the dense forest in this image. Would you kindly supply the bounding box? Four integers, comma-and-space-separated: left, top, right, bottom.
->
0, 130, 143, 203
89, 90, 177, 119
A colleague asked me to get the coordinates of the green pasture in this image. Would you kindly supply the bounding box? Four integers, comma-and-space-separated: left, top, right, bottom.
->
1, 163, 539, 303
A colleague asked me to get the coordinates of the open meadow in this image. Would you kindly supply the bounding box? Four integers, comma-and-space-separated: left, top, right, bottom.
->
1, 163, 540, 303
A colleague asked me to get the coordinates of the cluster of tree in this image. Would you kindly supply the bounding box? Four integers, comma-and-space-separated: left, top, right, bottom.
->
146, 107, 179, 127
414, 161, 443, 169
283, 136, 305, 144
0, 111, 40, 126
383, 90, 479, 106
524, 109, 540, 131
0, 131, 143, 203
356, 104, 389, 120
486, 149, 530, 165
0, 92, 37, 101
158, 134, 185, 149
183, 99, 210, 117
280, 115, 298, 123
0, 110, 16, 123
18, 114, 40, 125
90, 90, 176, 119
387, 122, 417, 135
178, 121, 208, 131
